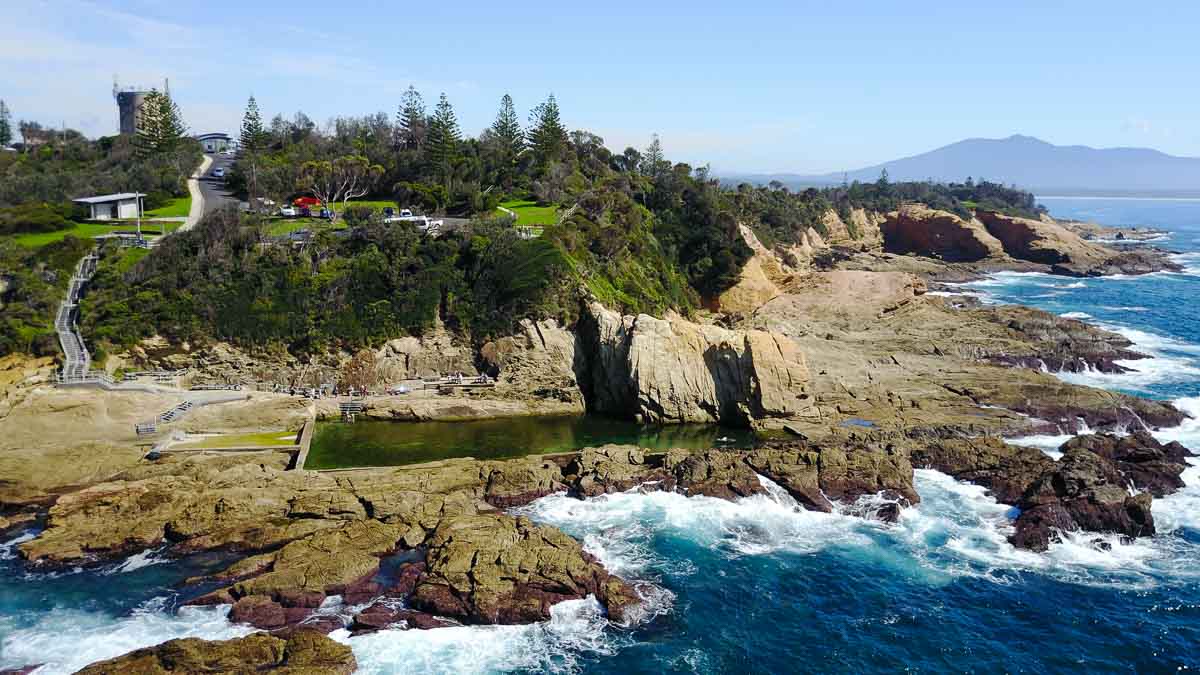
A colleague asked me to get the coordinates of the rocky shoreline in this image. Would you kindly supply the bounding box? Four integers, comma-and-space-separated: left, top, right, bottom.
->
0, 205, 1195, 671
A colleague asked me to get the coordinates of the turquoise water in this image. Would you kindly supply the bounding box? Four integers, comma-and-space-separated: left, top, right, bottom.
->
3, 198, 1200, 673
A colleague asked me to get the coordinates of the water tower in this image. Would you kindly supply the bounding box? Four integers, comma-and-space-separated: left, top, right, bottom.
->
113, 76, 153, 135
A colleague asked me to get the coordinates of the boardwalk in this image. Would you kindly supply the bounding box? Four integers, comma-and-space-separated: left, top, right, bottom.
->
55, 252, 99, 382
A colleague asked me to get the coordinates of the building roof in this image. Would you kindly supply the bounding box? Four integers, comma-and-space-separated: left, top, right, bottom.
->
195, 132, 232, 140
72, 193, 145, 204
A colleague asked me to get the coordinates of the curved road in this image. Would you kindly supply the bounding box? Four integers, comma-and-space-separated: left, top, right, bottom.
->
180, 153, 237, 231
199, 153, 237, 216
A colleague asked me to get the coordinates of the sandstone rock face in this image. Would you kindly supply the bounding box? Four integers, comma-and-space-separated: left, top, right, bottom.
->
715, 255, 780, 314
975, 210, 1108, 267
578, 302, 811, 425
377, 323, 479, 382
480, 318, 583, 406
75, 630, 356, 675
881, 205, 1006, 262
409, 513, 641, 625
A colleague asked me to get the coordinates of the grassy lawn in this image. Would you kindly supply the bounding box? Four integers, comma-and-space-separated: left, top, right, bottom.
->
173, 430, 299, 450
112, 247, 150, 273
265, 217, 348, 237
344, 200, 397, 211
12, 221, 176, 248
145, 196, 191, 218
498, 200, 559, 226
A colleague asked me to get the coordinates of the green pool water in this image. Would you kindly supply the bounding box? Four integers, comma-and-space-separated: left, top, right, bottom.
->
304, 415, 759, 469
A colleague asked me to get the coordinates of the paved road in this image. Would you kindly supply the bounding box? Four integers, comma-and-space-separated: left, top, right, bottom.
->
198, 153, 237, 217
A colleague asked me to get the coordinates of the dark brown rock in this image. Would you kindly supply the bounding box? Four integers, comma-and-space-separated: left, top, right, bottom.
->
1061, 431, 1193, 496
1013, 448, 1157, 551
912, 437, 1056, 504
350, 601, 456, 634
228, 594, 287, 629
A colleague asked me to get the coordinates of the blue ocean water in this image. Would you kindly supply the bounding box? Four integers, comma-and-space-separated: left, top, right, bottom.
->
3, 198, 1200, 674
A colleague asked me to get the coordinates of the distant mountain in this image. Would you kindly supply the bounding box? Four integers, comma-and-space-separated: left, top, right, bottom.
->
726, 135, 1200, 195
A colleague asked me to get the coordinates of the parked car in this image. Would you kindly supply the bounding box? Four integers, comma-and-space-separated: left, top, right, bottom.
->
278, 206, 297, 217
319, 208, 332, 220
382, 207, 395, 218
212, 167, 226, 178
299, 206, 312, 217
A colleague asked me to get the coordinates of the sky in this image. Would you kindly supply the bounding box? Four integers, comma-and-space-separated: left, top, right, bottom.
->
2, 0, 1198, 174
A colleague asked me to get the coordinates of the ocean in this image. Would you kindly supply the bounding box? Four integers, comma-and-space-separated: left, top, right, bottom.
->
3, 197, 1200, 673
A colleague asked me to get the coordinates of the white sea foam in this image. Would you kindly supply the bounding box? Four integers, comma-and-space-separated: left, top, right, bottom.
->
1004, 434, 1073, 459
1059, 311, 1092, 320
1052, 324, 1200, 393
103, 546, 169, 575
0, 531, 36, 561
0, 601, 251, 675
339, 597, 621, 675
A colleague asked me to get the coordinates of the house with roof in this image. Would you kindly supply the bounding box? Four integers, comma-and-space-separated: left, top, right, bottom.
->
73, 193, 144, 220
195, 132, 232, 153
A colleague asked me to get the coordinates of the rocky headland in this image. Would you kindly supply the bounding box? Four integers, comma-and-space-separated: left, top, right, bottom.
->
0, 203, 1193, 671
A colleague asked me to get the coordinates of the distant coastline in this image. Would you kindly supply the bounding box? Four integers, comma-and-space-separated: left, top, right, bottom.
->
1039, 194, 1200, 201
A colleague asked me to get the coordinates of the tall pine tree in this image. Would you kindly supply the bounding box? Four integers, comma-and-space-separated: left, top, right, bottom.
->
0, 100, 11, 148
135, 89, 187, 158
239, 96, 269, 201
395, 85, 427, 151
491, 93, 524, 163
239, 95, 267, 153
527, 94, 567, 168
641, 133, 666, 177
426, 93, 461, 187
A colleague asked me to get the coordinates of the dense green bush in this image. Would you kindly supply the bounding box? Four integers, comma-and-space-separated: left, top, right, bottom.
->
0, 235, 93, 357
0, 202, 76, 235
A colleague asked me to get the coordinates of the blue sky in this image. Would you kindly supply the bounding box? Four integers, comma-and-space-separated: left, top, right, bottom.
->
3, 0, 1197, 173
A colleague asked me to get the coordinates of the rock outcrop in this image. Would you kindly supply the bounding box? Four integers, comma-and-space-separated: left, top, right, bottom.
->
1060, 431, 1192, 496
881, 205, 1006, 262
914, 433, 1193, 551
1010, 447, 1156, 551
480, 318, 583, 405
409, 514, 640, 625
75, 630, 356, 674
976, 210, 1111, 267
577, 302, 812, 425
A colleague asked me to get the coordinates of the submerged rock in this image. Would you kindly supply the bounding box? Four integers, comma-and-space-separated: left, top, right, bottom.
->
76, 630, 356, 674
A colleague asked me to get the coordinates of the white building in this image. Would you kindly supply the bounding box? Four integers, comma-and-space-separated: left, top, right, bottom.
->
73, 193, 145, 220
196, 132, 232, 153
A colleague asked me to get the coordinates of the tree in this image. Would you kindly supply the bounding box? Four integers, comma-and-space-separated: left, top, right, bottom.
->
298, 155, 385, 218
490, 93, 524, 167
238, 96, 269, 202
527, 94, 567, 168
641, 133, 666, 177
135, 89, 187, 158
395, 85, 427, 151
426, 93, 461, 187
0, 100, 11, 148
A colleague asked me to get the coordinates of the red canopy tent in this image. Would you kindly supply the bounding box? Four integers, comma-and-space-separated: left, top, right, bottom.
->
292, 196, 321, 208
